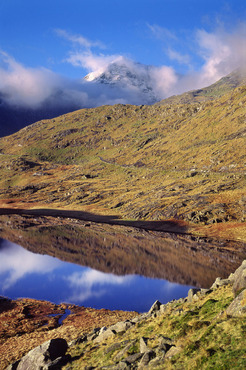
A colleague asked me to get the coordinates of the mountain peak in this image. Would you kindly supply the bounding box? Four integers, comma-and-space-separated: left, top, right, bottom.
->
84, 58, 159, 104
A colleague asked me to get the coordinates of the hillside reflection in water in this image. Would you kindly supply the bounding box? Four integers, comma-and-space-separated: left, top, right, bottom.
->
0, 239, 193, 312
0, 214, 245, 312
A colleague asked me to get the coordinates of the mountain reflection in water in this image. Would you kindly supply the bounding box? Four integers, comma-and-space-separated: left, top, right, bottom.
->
0, 239, 193, 312
0, 214, 245, 312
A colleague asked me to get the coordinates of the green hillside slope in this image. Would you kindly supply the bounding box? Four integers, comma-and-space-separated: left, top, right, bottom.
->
0, 79, 245, 240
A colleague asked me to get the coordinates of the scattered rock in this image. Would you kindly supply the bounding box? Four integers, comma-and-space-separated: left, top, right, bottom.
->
105, 341, 129, 354
173, 308, 184, 316
187, 288, 200, 302
125, 352, 143, 364
139, 337, 149, 353
148, 354, 165, 368
186, 204, 230, 224
165, 345, 183, 358
6, 261, 246, 369
148, 300, 161, 314
229, 260, 246, 296
94, 328, 116, 343
111, 202, 125, 209
87, 333, 98, 341
7, 338, 69, 370
159, 303, 170, 314
200, 288, 213, 296
187, 170, 198, 177
158, 336, 173, 349
69, 333, 88, 346
226, 290, 246, 317
114, 341, 138, 362
152, 336, 174, 358
211, 277, 230, 290
99, 326, 108, 335
87, 327, 101, 341
106, 362, 129, 370
131, 315, 142, 324
138, 350, 156, 367
110, 320, 134, 333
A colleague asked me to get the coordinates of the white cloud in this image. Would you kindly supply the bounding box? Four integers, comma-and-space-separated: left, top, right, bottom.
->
0, 240, 62, 291
63, 24, 246, 100
0, 50, 92, 109
55, 29, 105, 49
147, 23, 177, 41
66, 51, 122, 73
167, 48, 191, 66
0, 51, 64, 108
147, 23, 246, 94
1, 24, 246, 118
56, 29, 114, 74
196, 26, 246, 86
149, 65, 178, 96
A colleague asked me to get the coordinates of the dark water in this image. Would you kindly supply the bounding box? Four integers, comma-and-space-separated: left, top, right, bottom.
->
0, 239, 193, 312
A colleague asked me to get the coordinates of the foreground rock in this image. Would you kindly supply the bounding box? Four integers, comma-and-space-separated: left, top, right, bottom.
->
0, 299, 136, 369
7, 338, 69, 370
230, 259, 246, 296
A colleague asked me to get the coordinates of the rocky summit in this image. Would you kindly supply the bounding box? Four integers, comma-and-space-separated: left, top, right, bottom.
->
84, 58, 160, 105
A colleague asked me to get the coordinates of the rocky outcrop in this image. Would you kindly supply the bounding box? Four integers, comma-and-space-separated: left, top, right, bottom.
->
94, 328, 116, 344
7, 338, 70, 370
229, 260, 246, 296
226, 290, 246, 317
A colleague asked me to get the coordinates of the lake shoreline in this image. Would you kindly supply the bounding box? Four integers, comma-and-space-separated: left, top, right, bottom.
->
1, 206, 245, 243
0, 206, 191, 234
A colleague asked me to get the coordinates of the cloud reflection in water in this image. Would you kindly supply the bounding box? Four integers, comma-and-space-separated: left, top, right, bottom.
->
0, 240, 62, 291
66, 269, 134, 302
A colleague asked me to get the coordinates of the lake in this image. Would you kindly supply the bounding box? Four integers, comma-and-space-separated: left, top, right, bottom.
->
0, 214, 245, 312
0, 238, 195, 312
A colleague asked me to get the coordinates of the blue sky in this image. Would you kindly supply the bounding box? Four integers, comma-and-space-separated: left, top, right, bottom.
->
0, 0, 246, 108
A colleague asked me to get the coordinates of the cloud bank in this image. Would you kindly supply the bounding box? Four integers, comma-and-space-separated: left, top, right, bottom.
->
0, 25, 246, 118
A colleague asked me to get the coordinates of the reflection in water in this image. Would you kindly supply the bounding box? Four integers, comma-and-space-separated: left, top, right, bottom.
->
0, 239, 194, 312
0, 240, 62, 290
0, 213, 245, 311
1, 214, 246, 290
66, 269, 134, 302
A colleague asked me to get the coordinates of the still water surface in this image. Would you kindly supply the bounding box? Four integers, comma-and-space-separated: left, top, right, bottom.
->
0, 238, 193, 312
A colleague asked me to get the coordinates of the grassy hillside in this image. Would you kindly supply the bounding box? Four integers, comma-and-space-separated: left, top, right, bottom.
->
0, 82, 245, 240
64, 281, 246, 369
